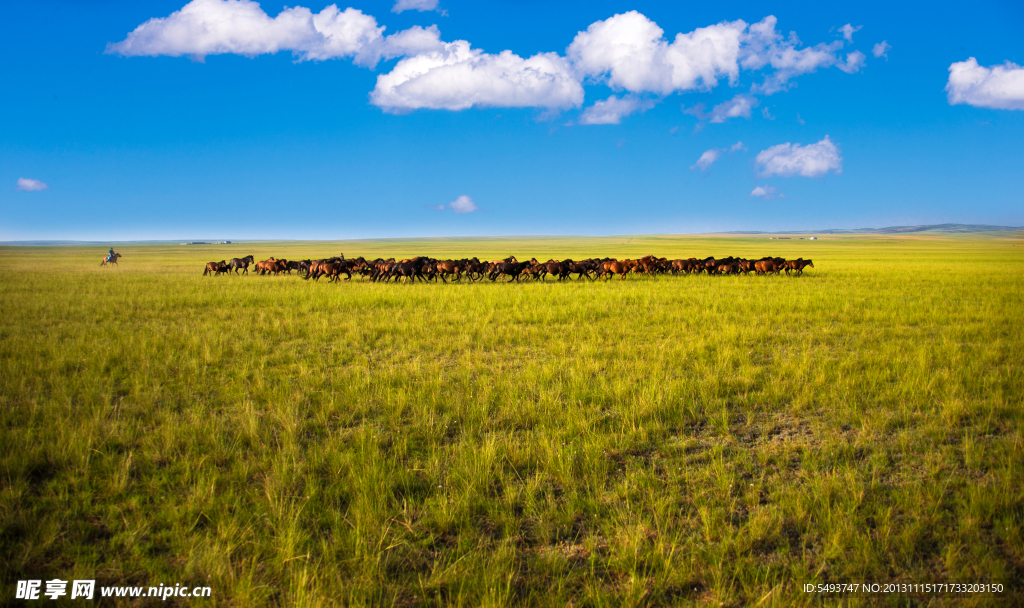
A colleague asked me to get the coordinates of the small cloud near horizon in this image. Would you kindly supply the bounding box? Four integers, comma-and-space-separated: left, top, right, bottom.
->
437, 194, 479, 214
16, 178, 49, 192
751, 185, 784, 199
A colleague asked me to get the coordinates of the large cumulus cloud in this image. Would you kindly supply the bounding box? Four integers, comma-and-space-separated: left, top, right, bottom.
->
946, 58, 1024, 110
371, 42, 583, 111
109, 1, 869, 116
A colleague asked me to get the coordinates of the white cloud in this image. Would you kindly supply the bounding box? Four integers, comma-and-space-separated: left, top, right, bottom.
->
755, 135, 842, 177
367, 26, 447, 66
448, 194, 479, 213
16, 178, 49, 192
111, 5, 866, 117
371, 41, 583, 111
392, 0, 438, 13
872, 41, 890, 59
838, 24, 861, 42
690, 148, 721, 171
565, 12, 864, 102
105, 0, 442, 67
838, 51, 866, 74
742, 16, 862, 94
946, 57, 1024, 111
567, 11, 745, 96
750, 185, 783, 199
691, 140, 745, 170
709, 93, 758, 122
579, 94, 655, 124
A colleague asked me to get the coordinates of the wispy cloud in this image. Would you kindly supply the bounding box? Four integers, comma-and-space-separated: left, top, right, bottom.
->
690, 149, 722, 171
392, 0, 440, 14
750, 185, 784, 199
579, 95, 655, 125
711, 94, 758, 122
691, 141, 746, 171
745, 17, 864, 94
838, 24, 862, 43
16, 178, 49, 192
872, 41, 890, 59
685, 94, 758, 124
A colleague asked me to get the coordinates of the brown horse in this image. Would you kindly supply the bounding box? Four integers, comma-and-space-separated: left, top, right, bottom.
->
100, 253, 122, 266
203, 260, 229, 276
255, 258, 288, 275
784, 259, 815, 275
435, 259, 467, 282
599, 259, 636, 280
543, 259, 571, 281
754, 260, 782, 275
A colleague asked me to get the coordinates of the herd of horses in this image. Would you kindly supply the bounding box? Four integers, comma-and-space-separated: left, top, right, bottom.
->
202, 254, 815, 282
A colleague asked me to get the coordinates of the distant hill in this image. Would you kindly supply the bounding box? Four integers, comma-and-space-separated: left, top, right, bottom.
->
728, 224, 1022, 235
0, 240, 104, 245
3, 224, 1021, 245
0, 240, 230, 246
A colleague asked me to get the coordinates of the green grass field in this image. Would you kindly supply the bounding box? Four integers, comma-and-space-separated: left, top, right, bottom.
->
2, 234, 1022, 606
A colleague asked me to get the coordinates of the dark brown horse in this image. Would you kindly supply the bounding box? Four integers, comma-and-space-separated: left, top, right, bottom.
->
228, 255, 255, 275
543, 260, 571, 281
435, 259, 468, 282
488, 260, 531, 282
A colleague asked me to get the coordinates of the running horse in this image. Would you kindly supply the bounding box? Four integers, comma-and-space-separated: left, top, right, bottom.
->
228, 255, 255, 275
101, 253, 122, 266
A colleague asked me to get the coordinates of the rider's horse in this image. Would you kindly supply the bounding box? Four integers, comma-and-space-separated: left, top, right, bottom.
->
101, 253, 122, 266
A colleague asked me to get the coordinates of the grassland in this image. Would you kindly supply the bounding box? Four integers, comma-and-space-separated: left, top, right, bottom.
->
1, 234, 1022, 607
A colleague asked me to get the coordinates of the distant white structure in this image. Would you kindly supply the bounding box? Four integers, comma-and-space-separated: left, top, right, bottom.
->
809, 236, 818, 240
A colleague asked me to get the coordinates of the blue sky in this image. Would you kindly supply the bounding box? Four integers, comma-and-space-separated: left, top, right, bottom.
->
2, 0, 1022, 240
